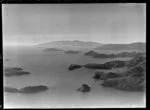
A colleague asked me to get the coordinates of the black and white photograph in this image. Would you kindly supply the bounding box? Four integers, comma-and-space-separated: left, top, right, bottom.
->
3, 3, 146, 108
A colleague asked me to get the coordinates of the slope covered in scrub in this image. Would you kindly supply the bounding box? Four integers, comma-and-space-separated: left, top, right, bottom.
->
101, 55, 146, 92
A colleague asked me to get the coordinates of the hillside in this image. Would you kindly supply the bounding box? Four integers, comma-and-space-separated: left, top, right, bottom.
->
84, 51, 145, 58
94, 42, 146, 52
101, 55, 146, 91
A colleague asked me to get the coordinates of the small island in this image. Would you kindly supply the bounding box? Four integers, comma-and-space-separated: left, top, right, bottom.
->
4, 67, 31, 77
5, 67, 23, 71
44, 48, 63, 52
68, 64, 82, 71
64, 50, 81, 54
84, 50, 100, 56
4, 85, 49, 94
19, 85, 49, 93
77, 84, 91, 93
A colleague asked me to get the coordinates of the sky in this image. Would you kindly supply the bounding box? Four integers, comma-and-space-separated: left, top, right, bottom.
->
2, 4, 146, 46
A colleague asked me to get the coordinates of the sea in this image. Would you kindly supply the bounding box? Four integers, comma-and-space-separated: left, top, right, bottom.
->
3, 46, 146, 108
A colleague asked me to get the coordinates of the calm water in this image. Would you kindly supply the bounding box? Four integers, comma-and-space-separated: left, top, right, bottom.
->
3, 46, 146, 108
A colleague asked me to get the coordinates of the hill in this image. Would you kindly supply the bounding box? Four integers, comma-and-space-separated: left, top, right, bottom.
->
101, 55, 146, 91
38, 40, 102, 50
94, 42, 146, 52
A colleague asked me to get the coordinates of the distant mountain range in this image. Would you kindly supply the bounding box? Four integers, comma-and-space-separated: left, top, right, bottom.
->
38, 40, 146, 51
38, 40, 102, 50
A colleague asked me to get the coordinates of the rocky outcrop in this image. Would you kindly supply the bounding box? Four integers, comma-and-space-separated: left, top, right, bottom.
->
103, 60, 127, 68
68, 55, 146, 92
101, 76, 145, 91
68, 64, 82, 71
4, 85, 49, 93
123, 60, 146, 77
84, 59, 129, 69
77, 84, 91, 92
68, 60, 126, 71
126, 55, 146, 68
101, 55, 146, 92
69, 54, 146, 71
93, 72, 121, 80
64, 50, 81, 54
83, 63, 112, 69
4, 67, 31, 77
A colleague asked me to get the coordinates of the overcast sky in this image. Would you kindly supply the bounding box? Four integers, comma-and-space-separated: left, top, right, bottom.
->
2, 4, 146, 46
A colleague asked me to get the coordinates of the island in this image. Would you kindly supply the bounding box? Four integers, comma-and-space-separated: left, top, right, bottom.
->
43, 48, 63, 52
19, 85, 49, 93
64, 50, 81, 54
4, 87, 18, 93
4, 85, 49, 94
77, 84, 91, 93
4, 67, 23, 71
68, 64, 82, 71
84, 50, 100, 56
4, 67, 31, 77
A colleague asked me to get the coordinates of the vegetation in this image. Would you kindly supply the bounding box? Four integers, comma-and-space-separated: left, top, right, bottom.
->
101, 55, 146, 91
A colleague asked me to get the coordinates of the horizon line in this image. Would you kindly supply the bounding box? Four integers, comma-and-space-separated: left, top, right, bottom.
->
3, 40, 146, 47
37, 40, 146, 45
